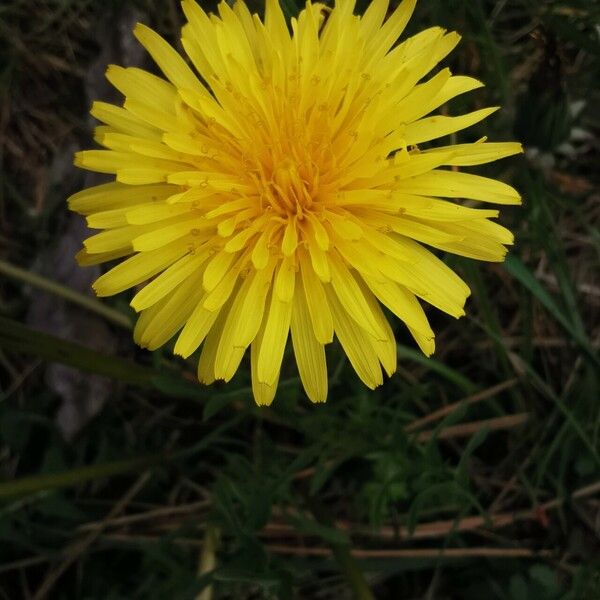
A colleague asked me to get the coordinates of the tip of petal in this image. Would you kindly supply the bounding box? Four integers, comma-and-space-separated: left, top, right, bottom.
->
308, 395, 327, 404
173, 343, 192, 359
253, 381, 277, 406
509, 192, 523, 205
422, 343, 435, 357
73, 151, 84, 168
91, 280, 108, 297
105, 64, 120, 78
133, 22, 151, 41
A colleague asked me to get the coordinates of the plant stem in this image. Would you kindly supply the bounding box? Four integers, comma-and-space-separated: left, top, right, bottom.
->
0, 258, 131, 330
330, 545, 375, 600
306, 496, 375, 600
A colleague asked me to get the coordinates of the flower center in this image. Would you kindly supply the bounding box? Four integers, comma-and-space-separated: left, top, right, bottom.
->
263, 159, 315, 218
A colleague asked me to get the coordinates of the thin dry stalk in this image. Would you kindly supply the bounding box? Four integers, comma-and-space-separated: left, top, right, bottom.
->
404, 379, 519, 433
415, 413, 529, 442
267, 545, 551, 559
32, 472, 152, 600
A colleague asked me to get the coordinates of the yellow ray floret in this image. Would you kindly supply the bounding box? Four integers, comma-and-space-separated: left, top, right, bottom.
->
70, 0, 522, 405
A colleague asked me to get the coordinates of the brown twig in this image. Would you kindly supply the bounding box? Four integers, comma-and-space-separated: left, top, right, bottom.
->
9, 482, 598, 581
32, 471, 152, 600
268, 481, 600, 543
294, 404, 526, 482
266, 545, 551, 559
404, 379, 519, 433
77, 500, 209, 532
415, 413, 529, 443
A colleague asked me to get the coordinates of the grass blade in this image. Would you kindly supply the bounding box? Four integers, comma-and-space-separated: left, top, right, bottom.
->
504, 255, 598, 367
0, 316, 152, 386
0, 455, 160, 499
0, 259, 131, 330
397, 345, 478, 394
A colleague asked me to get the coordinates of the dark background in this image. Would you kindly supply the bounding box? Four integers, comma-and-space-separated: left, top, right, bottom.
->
0, 0, 599, 598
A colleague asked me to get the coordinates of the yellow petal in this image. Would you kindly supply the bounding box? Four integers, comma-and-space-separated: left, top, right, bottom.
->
135, 269, 205, 350
87, 207, 133, 229
356, 277, 397, 377
251, 314, 280, 406
197, 300, 231, 384
85, 225, 142, 254
300, 256, 334, 344
394, 68, 452, 124
93, 239, 189, 296
424, 218, 513, 262
360, 0, 388, 41
391, 237, 470, 317
132, 218, 203, 252
422, 141, 523, 166
333, 239, 383, 279
402, 107, 499, 146
90, 101, 161, 139
409, 325, 435, 356
118, 169, 173, 185
326, 285, 383, 389
133, 22, 209, 98
282, 218, 299, 257
213, 260, 276, 380
394, 169, 521, 204
124, 98, 184, 133
329, 254, 386, 340
201, 253, 246, 312
397, 196, 499, 222
106, 65, 177, 112
76, 248, 130, 267
291, 275, 327, 402
364, 276, 434, 338
174, 302, 221, 358
68, 182, 177, 215
306, 237, 330, 282
203, 249, 238, 291
366, 0, 416, 61
274, 257, 296, 302
251, 229, 272, 269
125, 202, 192, 225
130, 248, 210, 311
264, 0, 291, 52
75, 150, 185, 176
257, 291, 292, 385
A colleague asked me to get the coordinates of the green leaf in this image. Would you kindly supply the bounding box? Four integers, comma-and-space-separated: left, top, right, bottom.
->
509, 574, 530, 600
0, 454, 160, 499
279, 0, 300, 20
284, 513, 349, 545
213, 566, 281, 587
455, 426, 489, 485
0, 258, 132, 330
152, 372, 208, 400
509, 353, 600, 468
0, 316, 153, 387
203, 393, 236, 421
504, 255, 599, 367
420, 402, 469, 454
396, 345, 478, 394
529, 564, 559, 591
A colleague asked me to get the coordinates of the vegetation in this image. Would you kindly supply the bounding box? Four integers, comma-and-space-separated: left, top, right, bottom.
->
1, 0, 598, 597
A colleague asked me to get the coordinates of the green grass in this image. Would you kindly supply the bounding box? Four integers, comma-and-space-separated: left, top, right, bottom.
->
1, 0, 599, 598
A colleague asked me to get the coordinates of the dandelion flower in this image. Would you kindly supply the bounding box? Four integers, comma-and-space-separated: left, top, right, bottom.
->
70, 0, 522, 405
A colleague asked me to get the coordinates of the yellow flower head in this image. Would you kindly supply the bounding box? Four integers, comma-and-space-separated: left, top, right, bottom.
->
70, 0, 522, 405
